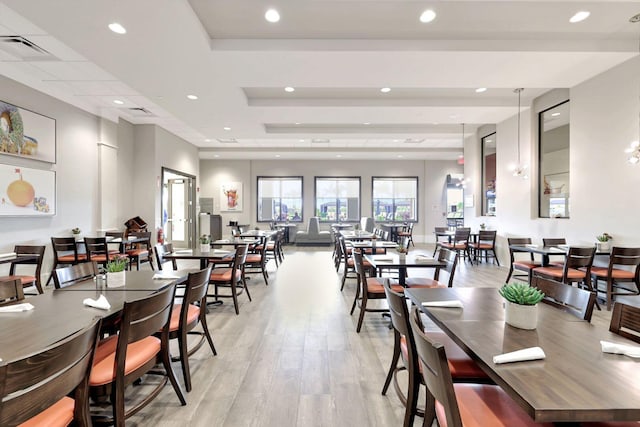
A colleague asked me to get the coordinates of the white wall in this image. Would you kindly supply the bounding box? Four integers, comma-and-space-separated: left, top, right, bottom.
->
199, 159, 462, 243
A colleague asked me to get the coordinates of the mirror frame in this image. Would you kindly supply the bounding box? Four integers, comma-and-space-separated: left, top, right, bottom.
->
481, 132, 497, 216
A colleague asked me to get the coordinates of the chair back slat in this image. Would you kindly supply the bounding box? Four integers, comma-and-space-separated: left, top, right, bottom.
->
0, 278, 24, 305
183, 266, 213, 307
436, 248, 458, 287
53, 262, 99, 289
51, 237, 82, 264
531, 276, 595, 321
453, 229, 470, 244
565, 246, 596, 270
84, 237, 110, 261
610, 302, 640, 344
383, 279, 410, 338
477, 230, 497, 245
121, 285, 176, 344
154, 243, 176, 271
543, 238, 566, 247
609, 247, 640, 267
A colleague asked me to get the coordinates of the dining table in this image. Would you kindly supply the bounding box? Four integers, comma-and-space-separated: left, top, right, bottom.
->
340, 230, 376, 241
365, 252, 446, 287
405, 286, 640, 423
55, 269, 191, 291
164, 247, 235, 269
509, 244, 607, 267
380, 223, 405, 242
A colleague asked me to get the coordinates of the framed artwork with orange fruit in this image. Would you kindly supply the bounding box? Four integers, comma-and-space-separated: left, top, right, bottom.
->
0, 100, 56, 164
0, 165, 55, 216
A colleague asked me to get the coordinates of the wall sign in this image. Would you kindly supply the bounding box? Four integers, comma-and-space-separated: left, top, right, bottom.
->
0, 165, 55, 216
0, 100, 56, 163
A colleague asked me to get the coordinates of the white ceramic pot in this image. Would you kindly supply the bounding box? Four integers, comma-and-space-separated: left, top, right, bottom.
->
107, 270, 126, 288
200, 243, 210, 253
504, 301, 538, 330
596, 241, 610, 252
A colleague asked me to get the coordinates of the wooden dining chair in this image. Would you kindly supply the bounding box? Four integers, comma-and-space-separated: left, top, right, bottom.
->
89, 285, 185, 426
590, 247, 640, 310
609, 302, 640, 344
166, 266, 216, 392
209, 244, 250, 315
532, 246, 597, 293
84, 237, 122, 268
440, 228, 473, 265
0, 278, 24, 306
531, 276, 596, 321
0, 317, 101, 427
469, 230, 500, 265
154, 243, 177, 271
53, 261, 99, 289
397, 223, 415, 247
433, 227, 450, 257
46, 236, 87, 286
409, 307, 553, 427
505, 237, 541, 283
124, 231, 154, 271
0, 245, 46, 295
244, 236, 269, 285
542, 237, 567, 267
404, 248, 458, 288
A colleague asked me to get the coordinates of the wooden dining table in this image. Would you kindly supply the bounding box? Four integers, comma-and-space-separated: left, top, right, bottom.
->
365, 253, 445, 287
405, 287, 640, 423
509, 244, 607, 267
164, 247, 235, 269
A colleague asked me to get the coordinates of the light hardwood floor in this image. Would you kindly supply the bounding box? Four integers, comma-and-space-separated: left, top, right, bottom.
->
125, 245, 615, 426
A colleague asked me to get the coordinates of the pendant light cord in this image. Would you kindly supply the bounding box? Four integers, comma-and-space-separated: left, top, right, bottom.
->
514, 88, 523, 165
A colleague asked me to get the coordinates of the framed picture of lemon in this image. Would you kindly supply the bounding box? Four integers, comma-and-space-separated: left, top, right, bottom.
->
0, 164, 55, 216
0, 100, 56, 164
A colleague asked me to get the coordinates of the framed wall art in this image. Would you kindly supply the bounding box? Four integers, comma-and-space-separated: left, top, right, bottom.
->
220, 182, 242, 212
0, 100, 56, 163
0, 164, 55, 216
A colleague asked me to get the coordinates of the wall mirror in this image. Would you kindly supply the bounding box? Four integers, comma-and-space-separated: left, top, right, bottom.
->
538, 101, 570, 218
481, 133, 496, 216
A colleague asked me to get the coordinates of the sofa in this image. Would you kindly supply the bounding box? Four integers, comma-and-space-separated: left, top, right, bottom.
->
296, 217, 332, 246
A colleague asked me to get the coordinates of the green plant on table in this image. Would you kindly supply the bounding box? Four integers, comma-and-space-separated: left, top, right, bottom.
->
499, 283, 545, 306
71, 227, 81, 234
105, 254, 128, 273
199, 234, 210, 244
596, 233, 612, 242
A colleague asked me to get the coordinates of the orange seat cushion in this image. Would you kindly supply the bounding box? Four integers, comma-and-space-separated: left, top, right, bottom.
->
89, 335, 161, 386
364, 248, 387, 255
534, 266, 587, 280
425, 331, 488, 379
591, 267, 636, 280
513, 261, 540, 270
435, 383, 554, 427
0, 275, 36, 285
245, 254, 262, 263
18, 396, 74, 427
405, 277, 444, 288
469, 243, 493, 249
347, 258, 372, 268
126, 249, 149, 257
57, 254, 87, 262
168, 303, 200, 331
441, 243, 467, 250
366, 277, 404, 294
209, 268, 241, 282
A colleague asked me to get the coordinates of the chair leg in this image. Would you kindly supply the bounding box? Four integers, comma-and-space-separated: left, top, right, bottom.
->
200, 313, 217, 356
178, 332, 192, 392
243, 277, 252, 302
404, 364, 419, 427
350, 278, 360, 315
356, 295, 367, 333
382, 332, 401, 395
231, 282, 240, 315
262, 268, 269, 286
505, 267, 514, 283
161, 342, 187, 406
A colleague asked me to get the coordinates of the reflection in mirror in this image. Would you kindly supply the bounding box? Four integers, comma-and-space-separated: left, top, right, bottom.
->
482, 133, 496, 216
539, 101, 570, 218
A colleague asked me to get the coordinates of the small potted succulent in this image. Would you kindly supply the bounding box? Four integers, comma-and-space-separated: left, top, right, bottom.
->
105, 254, 128, 288
479, 223, 486, 231
596, 232, 612, 252
499, 283, 545, 330
71, 227, 81, 239
199, 234, 211, 252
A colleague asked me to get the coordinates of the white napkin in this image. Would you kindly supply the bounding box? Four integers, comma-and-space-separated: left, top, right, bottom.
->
422, 300, 464, 308
0, 302, 34, 312
213, 249, 230, 254
493, 347, 546, 364
0, 252, 16, 259
375, 256, 394, 261
415, 254, 434, 263
601, 340, 640, 358
153, 273, 182, 280
83, 295, 111, 310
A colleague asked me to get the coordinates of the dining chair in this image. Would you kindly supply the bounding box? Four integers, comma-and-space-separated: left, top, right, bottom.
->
531, 276, 596, 321
397, 223, 415, 247
209, 244, 250, 315
84, 237, 123, 268
351, 249, 404, 333
609, 302, 640, 344
409, 307, 553, 427
505, 237, 541, 283
104, 231, 126, 255
0, 317, 101, 427
382, 279, 489, 427
0, 244, 46, 294
244, 236, 269, 285
433, 227, 450, 257
46, 236, 87, 286
542, 237, 567, 267
532, 246, 597, 293
154, 243, 177, 271
405, 248, 458, 288
53, 261, 99, 289
0, 278, 24, 306
469, 230, 500, 265
440, 228, 473, 265
590, 246, 640, 310
124, 231, 154, 271
166, 266, 216, 392
89, 285, 186, 426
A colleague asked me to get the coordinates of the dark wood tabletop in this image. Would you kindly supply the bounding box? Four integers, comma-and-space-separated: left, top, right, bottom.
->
406, 286, 640, 423
0, 253, 39, 265
164, 247, 235, 268
56, 270, 191, 291
365, 253, 445, 286
508, 244, 607, 267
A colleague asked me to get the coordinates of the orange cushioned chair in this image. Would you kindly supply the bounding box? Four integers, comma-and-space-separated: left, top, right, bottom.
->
244, 236, 269, 285
0, 278, 24, 306
591, 247, 640, 310
0, 245, 46, 295
441, 228, 473, 266
0, 318, 101, 427
405, 248, 458, 288
209, 244, 250, 315
505, 237, 541, 283
47, 237, 87, 286
124, 231, 154, 271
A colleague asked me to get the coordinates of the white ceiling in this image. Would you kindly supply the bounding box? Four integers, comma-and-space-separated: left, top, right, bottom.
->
0, 0, 638, 160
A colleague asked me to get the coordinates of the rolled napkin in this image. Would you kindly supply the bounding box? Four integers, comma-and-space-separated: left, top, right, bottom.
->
213, 249, 230, 253
0, 252, 17, 259
600, 340, 640, 358
0, 302, 34, 313
422, 300, 464, 308
493, 346, 546, 364
83, 294, 111, 310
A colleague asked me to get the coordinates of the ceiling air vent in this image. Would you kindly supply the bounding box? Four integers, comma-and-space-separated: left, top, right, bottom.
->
404, 138, 425, 144
311, 138, 330, 144
217, 138, 238, 143
0, 35, 56, 60
125, 107, 155, 117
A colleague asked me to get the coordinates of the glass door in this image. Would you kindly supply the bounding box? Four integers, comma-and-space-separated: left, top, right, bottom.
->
162, 168, 195, 249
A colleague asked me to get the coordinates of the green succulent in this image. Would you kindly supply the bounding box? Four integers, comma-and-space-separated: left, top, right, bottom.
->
499, 283, 545, 306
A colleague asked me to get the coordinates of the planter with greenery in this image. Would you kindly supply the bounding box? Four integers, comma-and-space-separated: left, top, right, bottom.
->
199, 234, 211, 252
71, 227, 81, 238
499, 283, 545, 330
105, 255, 128, 288
596, 233, 612, 252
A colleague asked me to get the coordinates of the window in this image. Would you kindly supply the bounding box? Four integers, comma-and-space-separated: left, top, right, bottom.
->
372, 177, 418, 222
539, 101, 570, 218
481, 133, 497, 216
257, 177, 303, 222
315, 177, 360, 222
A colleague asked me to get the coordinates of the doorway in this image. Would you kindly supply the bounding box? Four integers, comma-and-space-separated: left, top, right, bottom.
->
161, 168, 196, 249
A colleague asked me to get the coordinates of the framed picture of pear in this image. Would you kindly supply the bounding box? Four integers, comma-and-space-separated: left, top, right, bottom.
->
0, 100, 56, 163
0, 165, 55, 216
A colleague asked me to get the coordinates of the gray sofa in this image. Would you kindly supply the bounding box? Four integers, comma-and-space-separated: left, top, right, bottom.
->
296, 217, 332, 246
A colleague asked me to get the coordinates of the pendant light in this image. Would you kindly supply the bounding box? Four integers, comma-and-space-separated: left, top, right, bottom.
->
511, 88, 528, 179
625, 13, 640, 164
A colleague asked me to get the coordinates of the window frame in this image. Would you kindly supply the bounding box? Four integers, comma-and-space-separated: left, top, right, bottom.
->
314, 176, 361, 223
481, 132, 497, 217
256, 176, 304, 223
371, 176, 419, 222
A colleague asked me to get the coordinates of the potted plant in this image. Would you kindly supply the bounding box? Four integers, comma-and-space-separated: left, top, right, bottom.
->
199, 234, 211, 252
499, 283, 545, 330
105, 254, 128, 288
71, 227, 81, 238
596, 232, 612, 252
479, 223, 486, 231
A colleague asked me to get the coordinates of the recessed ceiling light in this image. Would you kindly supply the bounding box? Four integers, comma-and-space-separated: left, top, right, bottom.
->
205, 138, 212, 142
295, 122, 301, 125
223, 127, 231, 131
486, 139, 493, 143
569, 11, 590, 23
265, 9, 280, 23
380, 87, 391, 93
551, 112, 561, 117
397, 155, 404, 158
108, 22, 127, 34
336, 154, 342, 158
393, 139, 400, 143
275, 154, 281, 158
113, 99, 124, 105
475, 88, 487, 93
214, 155, 220, 159
187, 94, 198, 100
419, 9, 436, 23
449, 115, 458, 119
284, 86, 295, 92
299, 139, 305, 142
363, 122, 371, 125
